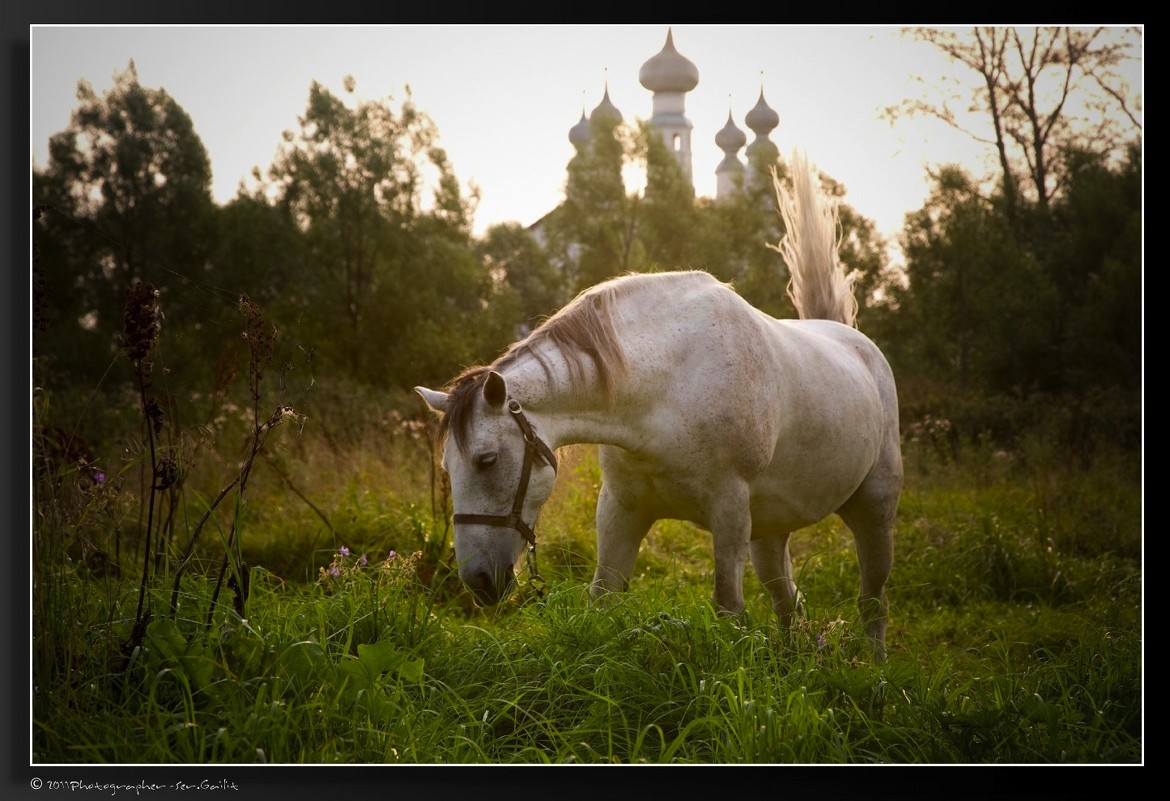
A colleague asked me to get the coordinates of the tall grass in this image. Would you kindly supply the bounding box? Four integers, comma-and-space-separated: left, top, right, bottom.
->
32, 420, 1142, 764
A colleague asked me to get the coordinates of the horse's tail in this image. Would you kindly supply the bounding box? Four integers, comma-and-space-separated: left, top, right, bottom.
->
769, 150, 859, 328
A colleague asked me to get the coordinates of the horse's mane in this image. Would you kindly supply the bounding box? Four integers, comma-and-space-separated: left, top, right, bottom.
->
438, 277, 634, 452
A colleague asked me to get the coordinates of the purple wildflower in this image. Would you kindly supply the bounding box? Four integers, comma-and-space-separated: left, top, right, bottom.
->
387, 550, 397, 560
94, 471, 106, 484
817, 632, 827, 649
338, 545, 350, 557
358, 553, 368, 567
329, 564, 341, 578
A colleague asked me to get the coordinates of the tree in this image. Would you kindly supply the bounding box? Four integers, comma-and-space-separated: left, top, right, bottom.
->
881, 26, 1142, 412
1043, 142, 1142, 395
635, 120, 700, 273
545, 105, 640, 292
692, 148, 790, 316
263, 79, 416, 378
33, 61, 217, 390
886, 143, 1140, 453
212, 189, 308, 315
888, 27, 1142, 222
890, 165, 1052, 392
888, 148, 1139, 397
477, 222, 566, 335
260, 78, 490, 386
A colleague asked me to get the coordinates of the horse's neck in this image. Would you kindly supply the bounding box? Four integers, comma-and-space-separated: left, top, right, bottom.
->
500, 342, 644, 452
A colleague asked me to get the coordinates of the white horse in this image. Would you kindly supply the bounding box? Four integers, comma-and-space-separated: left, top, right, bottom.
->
417, 152, 902, 659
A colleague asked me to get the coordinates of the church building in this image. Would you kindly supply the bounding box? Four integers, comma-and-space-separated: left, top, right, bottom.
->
567, 28, 781, 201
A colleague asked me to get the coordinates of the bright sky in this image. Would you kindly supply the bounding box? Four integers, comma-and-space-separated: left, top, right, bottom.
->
28, 25, 1140, 258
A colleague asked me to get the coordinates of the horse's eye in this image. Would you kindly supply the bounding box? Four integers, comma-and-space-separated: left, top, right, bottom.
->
475, 452, 498, 469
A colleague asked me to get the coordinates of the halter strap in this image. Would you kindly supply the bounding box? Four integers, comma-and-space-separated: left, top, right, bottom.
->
452, 399, 557, 547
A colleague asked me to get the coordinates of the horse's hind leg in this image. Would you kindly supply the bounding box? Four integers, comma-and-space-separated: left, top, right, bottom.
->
749, 532, 802, 627
838, 478, 898, 662
590, 483, 654, 601
708, 481, 754, 616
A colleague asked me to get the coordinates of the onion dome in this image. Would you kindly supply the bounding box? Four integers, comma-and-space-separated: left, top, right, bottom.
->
715, 108, 746, 198
638, 28, 699, 93
589, 85, 622, 125
715, 110, 747, 152
569, 110, 590, 148
745, 88, 780, 136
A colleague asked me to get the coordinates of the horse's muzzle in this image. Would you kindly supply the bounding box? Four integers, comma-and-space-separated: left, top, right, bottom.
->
461, 566, 516, 606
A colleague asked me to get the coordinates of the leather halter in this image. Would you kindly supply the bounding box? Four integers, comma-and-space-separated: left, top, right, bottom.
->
452, 399, 557, 546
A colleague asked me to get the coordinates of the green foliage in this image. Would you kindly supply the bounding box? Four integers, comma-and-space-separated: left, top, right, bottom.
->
1041, 143, 1143, 395
635, 120, 700, 272
875, 27, 1141, 415
477, 222, 567, 330
31, 60, 897, 403
33, 62, 218, 393
691, 168, 791, 316
211, 193, 308, 315
254, 79, 503, 388
887, 166, 1041, 389
545, 106, 638, 291
879, 142, 1141, 414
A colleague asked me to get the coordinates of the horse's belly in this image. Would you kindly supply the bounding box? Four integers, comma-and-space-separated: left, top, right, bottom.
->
746, 435, 878, 530
746, 485, 845, 532
616, 471, 856, 534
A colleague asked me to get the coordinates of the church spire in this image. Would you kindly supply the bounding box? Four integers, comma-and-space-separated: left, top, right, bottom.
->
744, 77, 780, 189
715, 98, 747, 199
639, 28, 700, 186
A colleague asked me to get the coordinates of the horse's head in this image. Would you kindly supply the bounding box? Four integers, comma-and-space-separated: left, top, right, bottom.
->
415, 370, 558, 606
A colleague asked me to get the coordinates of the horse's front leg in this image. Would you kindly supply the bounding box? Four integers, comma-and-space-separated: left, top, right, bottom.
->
708, 481, 753, 616
590, 483, 654, 601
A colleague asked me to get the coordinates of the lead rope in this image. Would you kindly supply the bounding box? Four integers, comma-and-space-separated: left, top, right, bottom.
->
524, 541, 546, 601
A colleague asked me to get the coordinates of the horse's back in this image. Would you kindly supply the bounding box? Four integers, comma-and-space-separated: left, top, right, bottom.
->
608, 272, 898, 528
617, 272, 896, 464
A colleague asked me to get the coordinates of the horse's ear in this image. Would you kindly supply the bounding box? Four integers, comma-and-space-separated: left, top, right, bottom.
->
415, 386, 449, 414
483, 371, 508, 409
